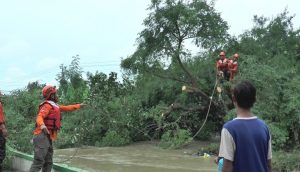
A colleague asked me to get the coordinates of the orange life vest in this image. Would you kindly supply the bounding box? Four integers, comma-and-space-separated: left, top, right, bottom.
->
228, 60, 238, 80
216, 58, 229, 71
40, 101, 61, 131
228, 60, 238, 72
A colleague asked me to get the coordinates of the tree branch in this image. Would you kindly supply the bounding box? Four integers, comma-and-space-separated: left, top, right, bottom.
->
174, 20, 198, 87
144, 68, 190, 84
162, 103, 204, 117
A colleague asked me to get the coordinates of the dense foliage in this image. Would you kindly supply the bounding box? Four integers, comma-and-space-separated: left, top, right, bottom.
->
2, 1, 300, 170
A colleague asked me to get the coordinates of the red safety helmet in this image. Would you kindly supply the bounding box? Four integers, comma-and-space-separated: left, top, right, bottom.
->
233, 53, 239, 59
219, 51, 225, 56
42, 85, 57, 100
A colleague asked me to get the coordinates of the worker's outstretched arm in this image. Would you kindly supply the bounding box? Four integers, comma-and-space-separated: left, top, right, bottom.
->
59, 104, 81, 112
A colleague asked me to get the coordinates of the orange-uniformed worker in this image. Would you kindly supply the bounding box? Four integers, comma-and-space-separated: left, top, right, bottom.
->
228, 53, 239, 81
216, 51, 230, 81
29, 85, 86, 172
0, 91, 8, 171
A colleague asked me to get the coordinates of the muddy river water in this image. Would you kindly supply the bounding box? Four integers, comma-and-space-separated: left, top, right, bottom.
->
54, 142, 217, 172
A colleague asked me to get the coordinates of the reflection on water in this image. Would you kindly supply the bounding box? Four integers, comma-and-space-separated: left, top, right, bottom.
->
54, 142, 217, 172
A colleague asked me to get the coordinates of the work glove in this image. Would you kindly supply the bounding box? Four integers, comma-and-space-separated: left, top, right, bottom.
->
41, 124, 50, 135
80, 103, 87, 108
1, 128, 8, 138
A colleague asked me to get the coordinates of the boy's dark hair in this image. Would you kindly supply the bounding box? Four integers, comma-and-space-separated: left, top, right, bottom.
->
233, 80, 256, 109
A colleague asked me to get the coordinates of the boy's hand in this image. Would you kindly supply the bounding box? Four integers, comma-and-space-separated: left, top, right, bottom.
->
214, 157, 219, 164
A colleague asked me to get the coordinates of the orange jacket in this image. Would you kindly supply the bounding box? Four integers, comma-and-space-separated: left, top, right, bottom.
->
0, 102, 5, 123
0, 102, 6, 132
216, 58, 229, 71
34, 102, 81, 141
228, 59, 238, 80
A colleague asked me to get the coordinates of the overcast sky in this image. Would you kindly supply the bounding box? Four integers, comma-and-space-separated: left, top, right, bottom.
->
0, 0, 299, 93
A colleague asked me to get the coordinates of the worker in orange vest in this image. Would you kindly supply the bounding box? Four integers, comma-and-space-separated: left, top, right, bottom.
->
29, 85, 86, 172
228, 53, 239, 81
0, 91, 8, 171
216, 51, 230, 81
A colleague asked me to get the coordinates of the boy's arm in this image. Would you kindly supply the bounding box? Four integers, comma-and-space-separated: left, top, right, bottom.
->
218, 128, 235, 162
268, 159, 272, 172
59, 104, 81, 112
222, 159, 233, 172
267, 134, 272, 172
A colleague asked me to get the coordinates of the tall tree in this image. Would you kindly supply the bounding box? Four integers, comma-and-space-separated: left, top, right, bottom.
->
121, 0, 229, 140
56, 64, 68, 94
235, 11, 300, 148
122, 0, 228, 87
56, 55, 88, 103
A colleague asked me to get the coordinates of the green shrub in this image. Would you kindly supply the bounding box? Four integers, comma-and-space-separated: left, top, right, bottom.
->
159, 129, 192, 149
267, 123, 289, 150
101, 129, 131, 147
273, 150, 300, 172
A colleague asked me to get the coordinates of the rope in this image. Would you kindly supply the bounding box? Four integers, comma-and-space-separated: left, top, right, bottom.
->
54, 108, 156, 163
53, 110, 87, 164
192, 74, 218, 139
53, 139, 81, 163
